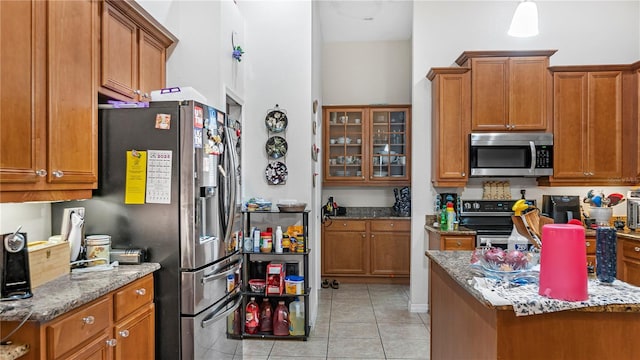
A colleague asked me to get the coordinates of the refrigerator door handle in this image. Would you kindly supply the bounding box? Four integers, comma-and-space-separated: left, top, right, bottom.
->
223, 125, 238, 247
201, 257, 242, 284
200, 292, 242, 328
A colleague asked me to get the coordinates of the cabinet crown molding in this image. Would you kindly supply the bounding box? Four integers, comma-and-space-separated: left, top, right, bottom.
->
455, 50, 558, 66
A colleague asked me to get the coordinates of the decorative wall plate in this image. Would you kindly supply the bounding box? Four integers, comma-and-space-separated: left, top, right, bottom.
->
266, 136, 288, 159
265, 161, 288, 185
265, 108, 288, 132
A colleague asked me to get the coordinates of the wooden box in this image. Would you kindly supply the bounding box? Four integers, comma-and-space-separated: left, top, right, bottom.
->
28, 241, 70, 288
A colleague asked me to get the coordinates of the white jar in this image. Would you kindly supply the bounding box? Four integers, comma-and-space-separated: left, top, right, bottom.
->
85, 235, 111, 266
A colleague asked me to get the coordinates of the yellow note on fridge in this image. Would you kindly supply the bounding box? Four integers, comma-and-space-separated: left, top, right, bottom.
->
125, 150, 147, 204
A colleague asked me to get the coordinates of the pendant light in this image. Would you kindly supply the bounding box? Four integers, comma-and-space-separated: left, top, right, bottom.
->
508, 0, 539, 37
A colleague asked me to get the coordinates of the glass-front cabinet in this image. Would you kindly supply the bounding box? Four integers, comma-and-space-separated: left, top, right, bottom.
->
323, 105, 411, 186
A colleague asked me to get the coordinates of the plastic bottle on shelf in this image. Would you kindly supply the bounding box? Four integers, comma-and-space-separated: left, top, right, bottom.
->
446, 202, 456, 231
289, 297, 305, 336
253, 228, 261, 253
245, 297, 260, 334
440, 205, 448, 231
259, 298, 273, 333
274, 226, 283, 253
272, 300, 290, 336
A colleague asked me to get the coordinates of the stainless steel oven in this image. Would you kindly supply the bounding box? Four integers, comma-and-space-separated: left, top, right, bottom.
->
460, 199, 536, 248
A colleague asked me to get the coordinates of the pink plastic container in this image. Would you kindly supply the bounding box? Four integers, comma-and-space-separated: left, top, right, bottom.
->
538, 224, 588, 301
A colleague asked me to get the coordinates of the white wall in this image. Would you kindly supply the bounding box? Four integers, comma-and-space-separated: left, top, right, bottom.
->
411, 0, 640, 312
238, 0, 317, 322
310, 0, 324, 326
239, 1, 313, 206
322, 40, 412, 105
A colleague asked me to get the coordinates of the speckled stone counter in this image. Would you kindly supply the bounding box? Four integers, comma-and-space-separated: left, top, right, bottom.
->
328, 206, 411, 220
426, 250, 640, 359
0, 263, 159, 322
0, 343, 29, 360
593, 228, 640, 242
425, 250, 640, 312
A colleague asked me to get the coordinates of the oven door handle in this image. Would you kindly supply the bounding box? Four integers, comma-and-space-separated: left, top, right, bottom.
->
201, 292, 242, 328
201, 257, 242, 284
529, 141, 536, 174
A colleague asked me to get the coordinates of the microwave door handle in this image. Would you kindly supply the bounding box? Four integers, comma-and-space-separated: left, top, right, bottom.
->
529, 141, 536, 174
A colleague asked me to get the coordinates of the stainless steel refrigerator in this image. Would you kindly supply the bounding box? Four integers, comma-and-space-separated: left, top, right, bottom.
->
52, 101, 242, 359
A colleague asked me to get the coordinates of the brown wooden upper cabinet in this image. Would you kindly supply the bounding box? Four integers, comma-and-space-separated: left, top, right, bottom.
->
323, 105, 411, 186
548, 65, 637, 186
100, 0, 177, 102
427, 68, 471, 187
0, 0, 99, 202
636, 64, 640, 184
455, 50, 556, 132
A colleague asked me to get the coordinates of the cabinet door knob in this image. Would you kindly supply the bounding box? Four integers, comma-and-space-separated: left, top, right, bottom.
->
133, 89, 141, 95
634, 247, 640, 252
456, 241, 461, 247
35, 169, 47, 177
586, 241, 590, 247
136, 288, 146, 296
52, 170, 64, 178
461, 172, 466, 177
143, 93, 150, 99
82, 316, 95, 325
361, 233, 366, 238
371, 234, 375, 238
343, 223, 347, 227
119, 330, 130, 338
106, 339, 117, 347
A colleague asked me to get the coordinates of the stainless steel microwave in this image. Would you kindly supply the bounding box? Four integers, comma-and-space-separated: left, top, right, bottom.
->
469, 132, 553, 177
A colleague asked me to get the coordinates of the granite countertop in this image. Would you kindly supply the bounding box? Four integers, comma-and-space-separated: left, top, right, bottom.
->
0, 263, 160, 322
0, 343, 29, 360
424, 223, 476, 235
329, 206, 411, 220
425, 250, 640, 313
589, 229, 640, 241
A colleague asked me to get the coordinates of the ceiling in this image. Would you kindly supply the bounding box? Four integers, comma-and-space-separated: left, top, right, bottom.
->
317, 0, 413, 43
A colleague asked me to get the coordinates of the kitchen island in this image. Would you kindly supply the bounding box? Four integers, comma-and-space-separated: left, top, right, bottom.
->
426, 250, 640, 359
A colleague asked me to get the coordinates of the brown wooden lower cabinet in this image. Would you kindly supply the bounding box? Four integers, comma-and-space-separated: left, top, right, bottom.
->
322, 219, 410, 283
427, 230, 475, 251
0, 274, 155, 360
618, 237, 640, 286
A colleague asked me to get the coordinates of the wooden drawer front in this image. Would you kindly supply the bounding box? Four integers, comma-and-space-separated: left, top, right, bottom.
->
370, 220, 410, 232
585, 236, 596, 254
443, 236, 475, 250
324, 220, 366, 232
114, 275, 154, 321
47, 296, 112, 359
622, 240, 640, 261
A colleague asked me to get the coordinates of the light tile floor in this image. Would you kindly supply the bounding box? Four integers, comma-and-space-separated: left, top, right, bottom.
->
221, 283, 431, 359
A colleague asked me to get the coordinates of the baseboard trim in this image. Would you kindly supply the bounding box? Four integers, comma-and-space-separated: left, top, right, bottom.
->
409, 302, 429, 313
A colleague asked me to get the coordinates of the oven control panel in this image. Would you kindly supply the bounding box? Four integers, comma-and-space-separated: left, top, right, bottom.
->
460, 199, 536, 216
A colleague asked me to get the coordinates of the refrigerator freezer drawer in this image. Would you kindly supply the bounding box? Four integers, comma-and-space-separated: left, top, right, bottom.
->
181, 253, 242, 315
181, 292, 242, 360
